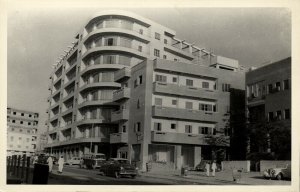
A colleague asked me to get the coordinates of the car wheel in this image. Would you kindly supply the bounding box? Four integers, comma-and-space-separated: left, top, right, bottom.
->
276, 173, 283, 180
115, 171, 120, 179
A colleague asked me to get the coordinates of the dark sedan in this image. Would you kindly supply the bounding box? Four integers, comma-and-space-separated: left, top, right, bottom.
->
99, 158, 138, 178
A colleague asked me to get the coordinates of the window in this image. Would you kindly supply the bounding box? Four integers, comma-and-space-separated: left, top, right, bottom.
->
268, 84, 273, 94
139, 29, 143, 35
154, 49, 160, 57
174, 58, 178, 61
154, 122, 162, 131
138, 45, 142, 52
155, 74, 167, 82
285, 109, 290, 119
200, 104, 213, 112
27, 130, 30, 133
19, 129, 23, 132
171, 123, 176, 129
172, 77, 177, 83
139, 75, 143, 85
136, 122, 141, 132
275, 82, 281, 91
164, 39, 167, 44
20, 121, 23, 124
21, 113, 24, 116
185, 102, 193, 109
201, 127, 209, 134
202, 82, 209, 89
134, 79, 138, 88
137, 99, 140, 109
29, 114, 32, 118
185, 125, 192, 133
26, 138, 30, 142
172, 99, 177, 105
13, 112, 16, 115
155, 98, 162, 106
28, 122, 31, 125
105, 37, 116, 46
284, 79, 289, 90
276, 110, 282, 120
12, 120, 15, 123
213, 105, 217, 112
155, 32, 161, 40
268, 112, 274, 121
222, 83, 231, 92
186, 79, 193, 86
122, 125, 127, 133
163, 55, 167, 59
103, 55, 116, 64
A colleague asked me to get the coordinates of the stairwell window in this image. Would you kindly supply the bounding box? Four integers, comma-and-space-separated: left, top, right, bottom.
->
186, 79, 193, 86
185, 125, 192, 133
155, 32, 161, 40
154, 49, 160, 57
154, 122, 162, 131
155, 74, 167, 83
171, 123, 176, 130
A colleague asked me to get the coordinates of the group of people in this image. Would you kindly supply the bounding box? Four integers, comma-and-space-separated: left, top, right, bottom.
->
205, 160, 217, 177
33, 154, 65, 174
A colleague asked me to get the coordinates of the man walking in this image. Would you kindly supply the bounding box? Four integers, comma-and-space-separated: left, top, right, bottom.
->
205, 161, 210, 177
58, 156, 64, 174
47, 155, 53, 173
211, 160, 217, 177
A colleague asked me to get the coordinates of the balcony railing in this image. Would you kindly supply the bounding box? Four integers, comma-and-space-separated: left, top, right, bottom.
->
110, 132, 128, 144
113, 87, 130, 101
111, 109, 129, 122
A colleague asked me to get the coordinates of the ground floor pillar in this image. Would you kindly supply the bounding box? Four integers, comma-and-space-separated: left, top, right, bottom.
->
94, 144, 98, 153
194, 146, 202, 167
175, 145, 182, 170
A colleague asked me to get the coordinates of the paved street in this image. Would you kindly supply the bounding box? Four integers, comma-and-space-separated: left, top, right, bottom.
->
48, 165, 197, 185
47, 165, 291, 185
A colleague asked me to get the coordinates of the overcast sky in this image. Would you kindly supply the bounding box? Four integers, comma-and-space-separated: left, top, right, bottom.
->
7, 7, 291, 134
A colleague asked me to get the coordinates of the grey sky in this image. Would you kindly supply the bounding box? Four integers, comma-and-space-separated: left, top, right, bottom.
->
7, 8, 291, 134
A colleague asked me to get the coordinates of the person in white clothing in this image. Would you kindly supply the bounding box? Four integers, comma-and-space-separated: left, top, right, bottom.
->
211, 160, 217, 177
47, 156, 53, 173
205, 162, 210, 177
58, 156, 64, 174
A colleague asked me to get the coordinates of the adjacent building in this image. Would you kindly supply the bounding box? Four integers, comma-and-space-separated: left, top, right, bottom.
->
44, 10, 245, 170
7, 107, 39, 156
246, 57, 291, 159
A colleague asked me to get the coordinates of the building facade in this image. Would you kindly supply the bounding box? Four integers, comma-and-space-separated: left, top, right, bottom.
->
7, 107, 39, 156
44, 10, 245, 170
246, 57, 291, 159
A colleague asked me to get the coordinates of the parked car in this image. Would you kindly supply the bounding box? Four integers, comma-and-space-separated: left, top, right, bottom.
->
65, 157, 81, 165
81, 153, 106, 169
99, 158, 138, 178
263, 164, 291, 180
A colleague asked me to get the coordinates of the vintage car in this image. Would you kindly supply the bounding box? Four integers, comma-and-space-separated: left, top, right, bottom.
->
263, 164, 291, 180
65, 157, 81, 165
99, 158, 138, 178
81, 153, 106, 169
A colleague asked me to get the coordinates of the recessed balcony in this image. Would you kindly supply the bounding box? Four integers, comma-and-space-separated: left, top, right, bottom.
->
112, 88, 130, 102
114, 67, 131, 82
111, 109, 129, 122
152, 106, 218, 123
110, 132, 128, 144
151, 131, 229, 146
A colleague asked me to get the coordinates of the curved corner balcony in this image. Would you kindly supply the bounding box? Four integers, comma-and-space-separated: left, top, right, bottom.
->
84, 28, 151, 44
46, 136, 109, 147
77, 99, 119, 109
81, 64, 124, 76
82, 46, 149, 61
79, 82, 121, 93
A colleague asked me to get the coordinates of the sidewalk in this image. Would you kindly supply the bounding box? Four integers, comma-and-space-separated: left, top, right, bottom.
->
140, 170, 291, 185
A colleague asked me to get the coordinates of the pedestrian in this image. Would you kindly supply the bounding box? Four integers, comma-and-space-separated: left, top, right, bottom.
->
205, 161, 210, 177
33, 155, 38, 164
58, 156, 64, 174
211, 160, 217, 177
47, 156, 53, 173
